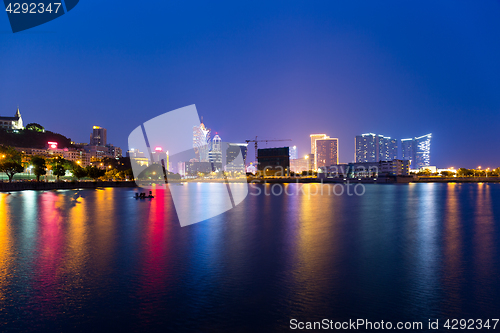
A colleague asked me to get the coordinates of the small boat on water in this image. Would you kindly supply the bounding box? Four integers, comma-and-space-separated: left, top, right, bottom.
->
134, 191, 154, 199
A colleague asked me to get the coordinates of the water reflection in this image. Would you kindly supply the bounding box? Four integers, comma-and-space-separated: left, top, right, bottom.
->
0, 193, 13, 304
473, 184, 495, 313
442, 183, 463, 313
0, 185, 497, 330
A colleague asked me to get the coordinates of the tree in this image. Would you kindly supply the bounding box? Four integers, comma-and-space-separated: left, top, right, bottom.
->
48, 156, 69, 181
86, 166, 105, 181
104, 169, 118, 181
440, 171, 453, 177
72, 165, 88, 180
123, 168, 134, 180
31, 156, 47, 181
25, 123, 45, 132
0, 146, 25, 182
457, 168, 473, 177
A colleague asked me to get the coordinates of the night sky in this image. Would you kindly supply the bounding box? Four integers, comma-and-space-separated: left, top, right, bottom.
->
1, 1, 499, 168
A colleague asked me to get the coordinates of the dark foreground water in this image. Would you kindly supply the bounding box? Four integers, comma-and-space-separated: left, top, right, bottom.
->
0, 183, 499, 332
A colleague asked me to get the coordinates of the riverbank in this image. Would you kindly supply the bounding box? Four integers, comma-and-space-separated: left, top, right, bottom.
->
2, 176, 500, 192
0, 181, 137, 192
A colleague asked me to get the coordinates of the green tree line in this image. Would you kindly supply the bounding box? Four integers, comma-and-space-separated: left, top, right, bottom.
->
0, 145, 134, 182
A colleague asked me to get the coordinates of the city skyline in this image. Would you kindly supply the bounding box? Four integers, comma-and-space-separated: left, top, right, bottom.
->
1, 2, 499, 169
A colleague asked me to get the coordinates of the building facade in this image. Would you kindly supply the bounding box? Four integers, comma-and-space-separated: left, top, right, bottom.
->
0, 108, 23, 131
193, 122, 211, 162
321, 159, 410, 178
310, 134, 328, 169
225, 143, 248, 173
257, 147, 290, 175
90, 126, 107, 146
289, 145, 298, 160
290, 157, 312, 173
400, 134, 432, 168
355, 133, 397, 163
315, 138, 338, 168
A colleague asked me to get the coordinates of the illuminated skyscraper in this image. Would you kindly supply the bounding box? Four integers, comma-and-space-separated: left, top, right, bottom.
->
355, 133, 378, 162
378, 136, 398, 161
193, 121, 211, 162
90, 126, 107, 146
401, 138, 413, 162
310, 134, 328, 169
289, 145, 298, 160
212, 134, 221, 152
414, 134, 432, 168
316, 138, 338, 168
355, 133, 397, 162
209, 134, 222, 170
400, 134, 432, 168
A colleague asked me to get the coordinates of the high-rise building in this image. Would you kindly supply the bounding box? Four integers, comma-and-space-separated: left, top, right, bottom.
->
289, 145, 298, 160
90, 126, 107, 146
414, 134, 432, 168
257, 147, 290, 175
310, 134, 328, 169
355, 133, 398, 163
193, 121, 211, 162
316, 138, 338, 168
208, 134, 222, 170
225, 143, 248, 173
378, 136, 398, 162
400, 134, 432, 168
355, 133, 378, 162
401, 138, 413, 161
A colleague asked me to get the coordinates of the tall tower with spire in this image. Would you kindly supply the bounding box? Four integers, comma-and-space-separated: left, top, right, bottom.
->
193, 119, 211, 162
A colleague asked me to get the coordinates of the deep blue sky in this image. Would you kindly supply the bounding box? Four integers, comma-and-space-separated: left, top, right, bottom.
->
1, 1, 499, 168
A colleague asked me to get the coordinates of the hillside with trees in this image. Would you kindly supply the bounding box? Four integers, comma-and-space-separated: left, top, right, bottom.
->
0, 126, 73, 148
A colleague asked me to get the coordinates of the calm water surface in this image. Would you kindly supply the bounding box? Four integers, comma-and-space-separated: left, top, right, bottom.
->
0, 183, 499, 332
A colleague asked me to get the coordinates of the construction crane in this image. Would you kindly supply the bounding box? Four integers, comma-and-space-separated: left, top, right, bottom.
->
245, 136, 292, 162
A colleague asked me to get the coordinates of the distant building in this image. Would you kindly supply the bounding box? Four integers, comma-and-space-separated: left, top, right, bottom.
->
84, 145, 114, 161
355, 133, 397, 163
289, 145, 298, 160
257, 147, 290, 175
0, 107, 23, 131
321, 159, 410, 178
106, 144, 122, 158
225, 143, 248, 173
378, 136, 398, 162
15, 145, 91, 167
400, 134, 432, 168
290, 156, 312, 173
209, 134, 222, 171
310, 134, 328, 169
193, 121, 211, 162
316, 138, 338, 168
185, 161, 212, 176
355, 133, 378, 162
90, 126, 107, 146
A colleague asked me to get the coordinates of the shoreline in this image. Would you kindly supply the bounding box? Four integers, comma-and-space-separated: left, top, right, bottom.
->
0, 181, 137, 192
2, 176, 500, 192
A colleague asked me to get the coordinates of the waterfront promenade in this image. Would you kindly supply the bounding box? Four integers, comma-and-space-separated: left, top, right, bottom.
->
0, 181, 137, 192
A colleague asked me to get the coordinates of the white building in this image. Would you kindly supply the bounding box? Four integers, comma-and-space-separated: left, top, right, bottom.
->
0, 107, 23, 131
